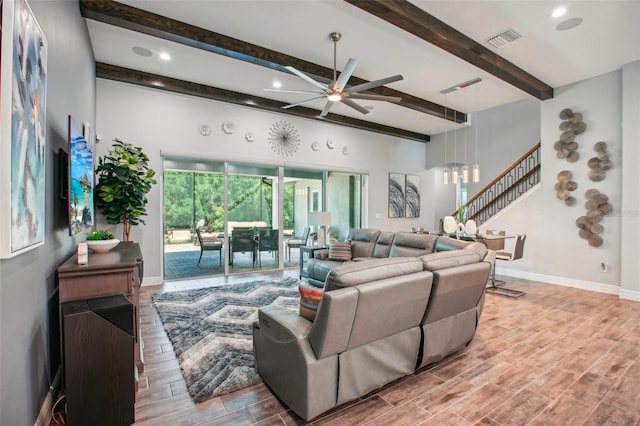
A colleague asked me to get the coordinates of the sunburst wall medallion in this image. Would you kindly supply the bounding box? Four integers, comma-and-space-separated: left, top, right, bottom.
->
268, 121, 300, 157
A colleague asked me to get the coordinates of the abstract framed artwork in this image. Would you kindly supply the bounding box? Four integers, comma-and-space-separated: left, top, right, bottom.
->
0, 0, 48, 258
388, 172, 405, 218
68, 116, 94, 235
405, 175, 421, 218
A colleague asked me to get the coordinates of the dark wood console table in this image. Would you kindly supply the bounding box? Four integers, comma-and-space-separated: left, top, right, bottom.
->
58, 242, 144, 390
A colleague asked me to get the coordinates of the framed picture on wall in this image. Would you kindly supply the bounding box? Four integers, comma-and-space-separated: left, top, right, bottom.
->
0, 0, 48, 258
405, 175, 420, 218
388, 172, 405, 218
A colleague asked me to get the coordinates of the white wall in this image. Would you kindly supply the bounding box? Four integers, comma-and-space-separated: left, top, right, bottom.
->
620, 60, 640, 299
96, 80, 429, 283
488, 71, 627, 295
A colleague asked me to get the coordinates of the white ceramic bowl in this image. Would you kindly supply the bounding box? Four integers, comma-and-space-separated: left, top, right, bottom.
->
86, 239, 120, 253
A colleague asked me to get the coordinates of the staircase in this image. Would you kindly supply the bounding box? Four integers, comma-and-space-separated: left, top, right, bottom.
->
463, 142, 541, 225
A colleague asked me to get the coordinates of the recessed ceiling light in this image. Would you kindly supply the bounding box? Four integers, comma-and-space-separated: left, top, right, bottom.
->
272, 81, 282, 89
132, 46, 152, 57
159, 52, 171, 61
552, 7, 567, 18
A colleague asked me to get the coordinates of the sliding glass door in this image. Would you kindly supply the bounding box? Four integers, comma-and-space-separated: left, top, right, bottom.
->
163, 158, 365, 280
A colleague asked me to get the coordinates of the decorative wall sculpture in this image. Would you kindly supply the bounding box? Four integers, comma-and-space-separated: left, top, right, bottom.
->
268, 121, 300, 157
554, 108, 586, 163
587, 141, 613, 181
555, 170, 578, 206
576, 189, 613, 247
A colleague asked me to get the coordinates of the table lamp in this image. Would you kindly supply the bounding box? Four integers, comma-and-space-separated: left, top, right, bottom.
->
308, 211, 332, 246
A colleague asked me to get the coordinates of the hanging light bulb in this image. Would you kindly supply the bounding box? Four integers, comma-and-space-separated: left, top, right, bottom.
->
443, 167, 450, 184
452, 166, 458, 183
462, 165, 470, 183
473, 163, 480, 182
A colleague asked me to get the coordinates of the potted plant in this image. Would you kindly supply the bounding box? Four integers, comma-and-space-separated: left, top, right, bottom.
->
95, 138, 157, 241
86, 229, 120, 252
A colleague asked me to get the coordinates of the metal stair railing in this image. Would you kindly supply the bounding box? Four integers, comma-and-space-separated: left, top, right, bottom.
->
456, 142, 541, 225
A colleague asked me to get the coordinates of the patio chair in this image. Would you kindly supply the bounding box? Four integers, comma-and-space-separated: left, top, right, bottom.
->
230, 228, 256, 266
286, 226, 310, 260
257, 228, 279, 265
196, 228, 223, 266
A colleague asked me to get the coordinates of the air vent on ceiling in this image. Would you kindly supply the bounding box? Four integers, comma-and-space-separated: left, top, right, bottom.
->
486, 28, 522, 48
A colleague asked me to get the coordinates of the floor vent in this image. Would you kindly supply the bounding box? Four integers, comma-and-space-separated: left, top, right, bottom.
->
486, 28, 522, 48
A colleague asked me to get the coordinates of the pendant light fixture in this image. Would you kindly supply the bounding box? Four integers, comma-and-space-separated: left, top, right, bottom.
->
472, 84, 481, 183
451, 108, 458, 184
443, 107, 449, 184
462, 112, 470, 183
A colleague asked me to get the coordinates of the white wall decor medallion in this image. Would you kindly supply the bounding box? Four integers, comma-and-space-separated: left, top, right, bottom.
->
342, 146, 350, 155
268, 121, 300, 157
326, 139, 335, 149
311, 142, 319, 151
221, 120, 235, 134
245, 132, 255, 142
199, 125, 211, 136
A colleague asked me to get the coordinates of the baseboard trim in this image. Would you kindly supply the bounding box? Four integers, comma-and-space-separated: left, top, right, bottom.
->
619, 288, 640, 301
142, 275, 163, 286
34, 367, 62, 426
497, 267, 621, 296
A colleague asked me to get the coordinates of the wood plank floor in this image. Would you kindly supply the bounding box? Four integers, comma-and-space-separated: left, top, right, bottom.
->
134, 272, 640, 425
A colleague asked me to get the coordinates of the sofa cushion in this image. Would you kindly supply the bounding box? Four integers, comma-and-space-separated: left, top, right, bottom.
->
328, 237, 353, 261
372, 231, 395, 258
389, 233, 438, 257
419, 242, 488, 271
325, 257, 424, 291
299, 282, 324, 321
347, 228, 381, 258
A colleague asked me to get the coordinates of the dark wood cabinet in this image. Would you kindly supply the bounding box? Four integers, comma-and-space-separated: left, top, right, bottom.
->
58, 242, 144, 390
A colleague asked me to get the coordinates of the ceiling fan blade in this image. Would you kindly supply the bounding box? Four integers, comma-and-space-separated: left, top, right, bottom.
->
282, 96, 326, 109
341, 98, 370, 115
264, 88, 324, 95
285, 66, 329, 93
335, 58, 358, 90
349, 93, 402, 103
320, 100, 334, 117
347, 74, 404, 94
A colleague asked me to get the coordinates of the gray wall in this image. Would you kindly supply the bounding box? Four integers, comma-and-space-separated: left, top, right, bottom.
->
0, 1, 96, 424
424, 97, 542, 230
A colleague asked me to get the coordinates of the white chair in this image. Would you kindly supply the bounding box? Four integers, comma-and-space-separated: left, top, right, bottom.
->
487, 234, 526, 298
465, 219, 477, 235
443, 216, 457, 234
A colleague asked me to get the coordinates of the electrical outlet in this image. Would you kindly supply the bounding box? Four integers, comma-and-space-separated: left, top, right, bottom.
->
600, 262, 608, 272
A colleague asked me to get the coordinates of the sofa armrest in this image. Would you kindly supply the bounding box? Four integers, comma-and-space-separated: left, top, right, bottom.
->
256, 305, 312, 343
313, 249, 329, 260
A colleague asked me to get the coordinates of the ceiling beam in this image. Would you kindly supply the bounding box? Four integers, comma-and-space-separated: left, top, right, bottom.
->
80, 0, 466, 123
344, 0, 554, 101
96, 63, 431, 142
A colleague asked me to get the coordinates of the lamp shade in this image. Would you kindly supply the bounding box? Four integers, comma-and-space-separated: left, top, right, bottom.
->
308, 212, 331, 227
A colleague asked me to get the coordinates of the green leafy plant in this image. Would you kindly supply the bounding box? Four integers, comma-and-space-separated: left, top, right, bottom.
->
86, 229, 116, 241
95, 138, 157, 241
457, 203, 467, 223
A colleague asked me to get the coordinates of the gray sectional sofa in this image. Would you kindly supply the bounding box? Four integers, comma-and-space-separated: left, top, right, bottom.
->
252, 228, 493, 421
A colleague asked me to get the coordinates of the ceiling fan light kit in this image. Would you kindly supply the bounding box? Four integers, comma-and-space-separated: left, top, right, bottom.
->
268, 32, 403, 117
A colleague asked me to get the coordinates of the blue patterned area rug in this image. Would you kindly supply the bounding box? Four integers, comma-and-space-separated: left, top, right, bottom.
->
152, 277, 301, 402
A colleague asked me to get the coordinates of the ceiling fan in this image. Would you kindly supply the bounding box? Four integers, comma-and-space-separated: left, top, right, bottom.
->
265, 32, 403, 116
